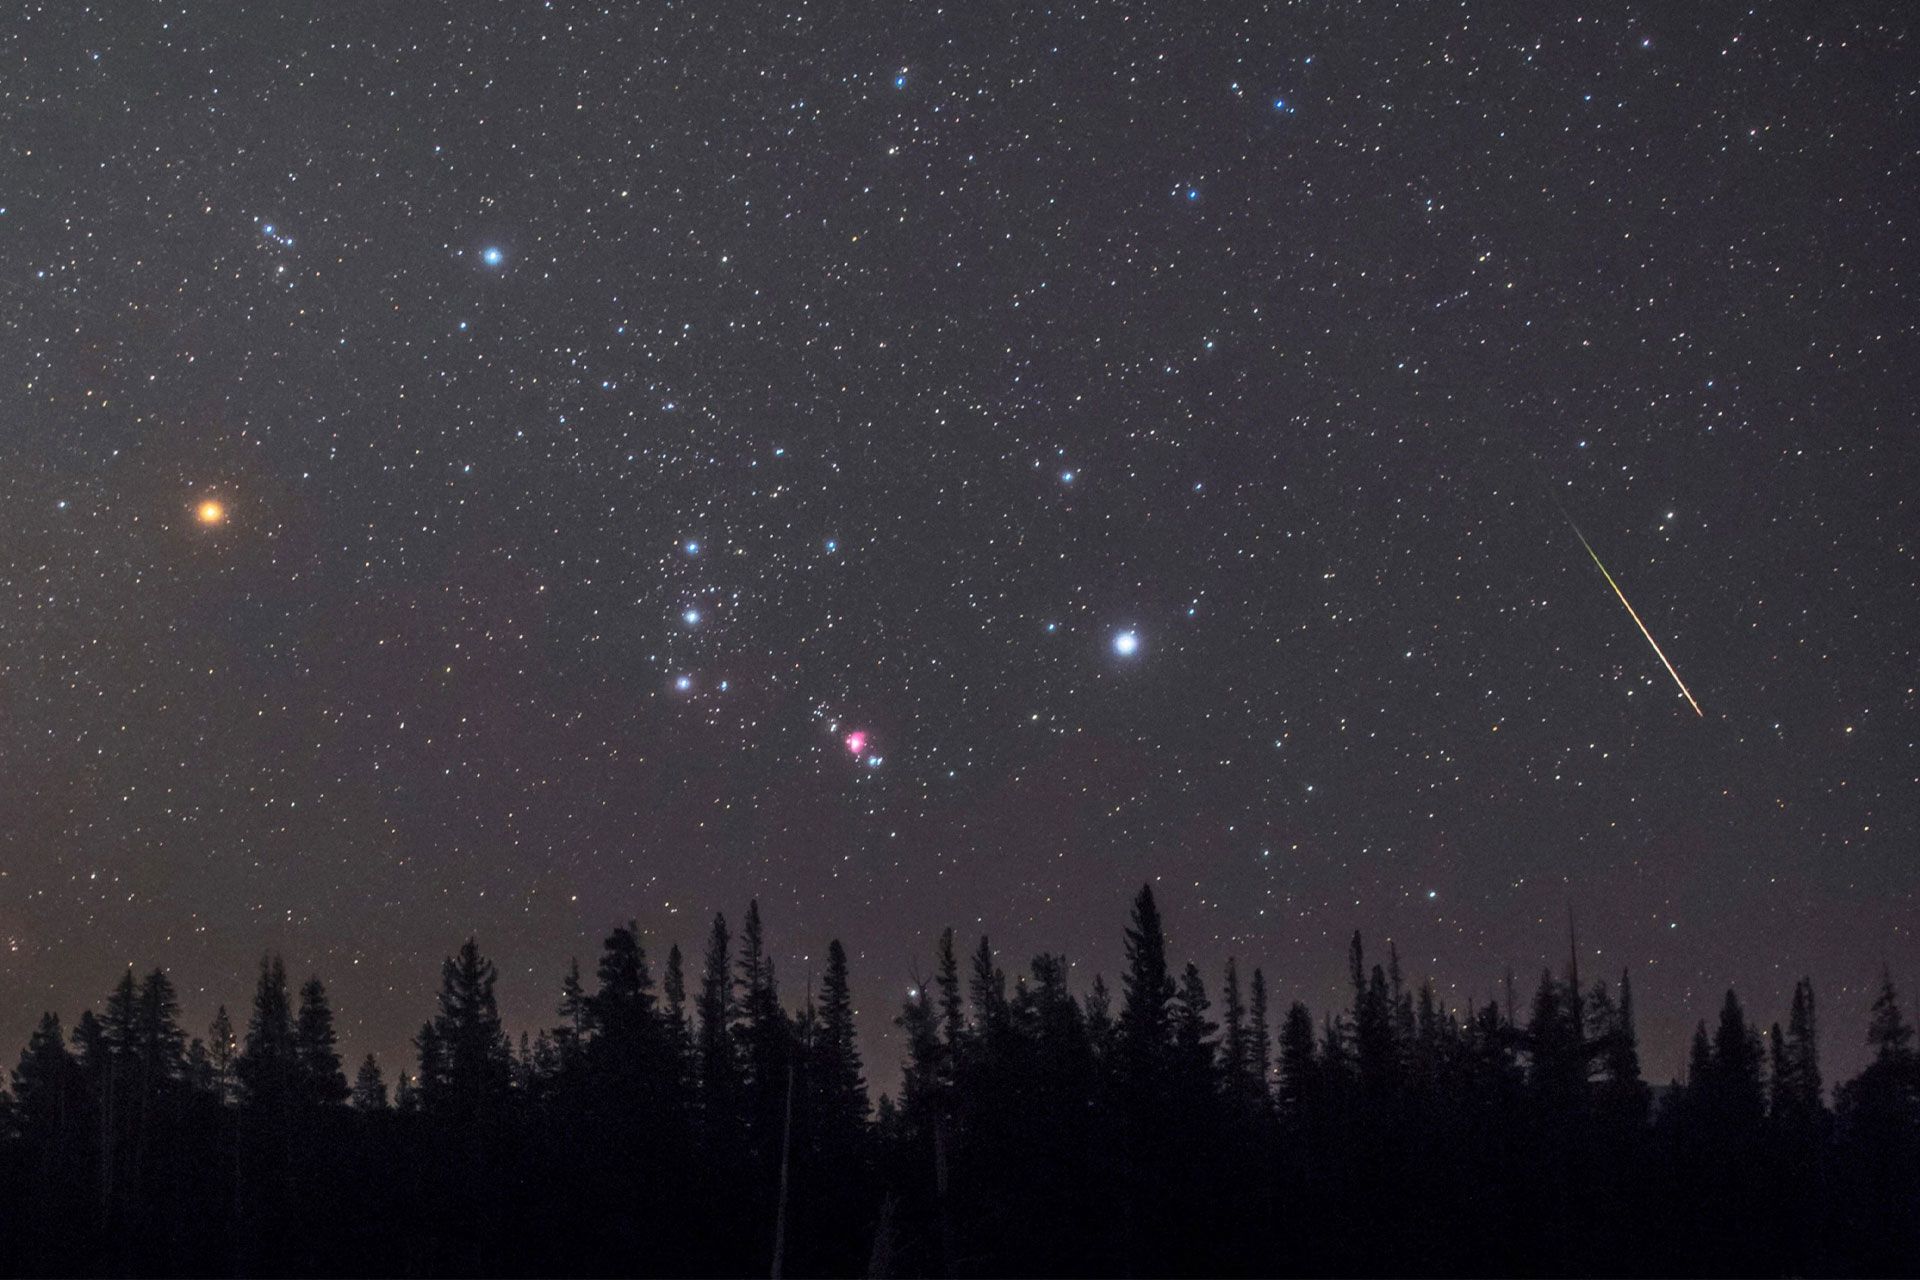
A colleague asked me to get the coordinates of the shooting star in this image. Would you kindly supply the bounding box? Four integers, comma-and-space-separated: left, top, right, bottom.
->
1564, 517, 1704, 717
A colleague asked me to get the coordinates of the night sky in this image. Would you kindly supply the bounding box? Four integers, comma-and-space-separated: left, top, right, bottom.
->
3, 4, 1913, 1091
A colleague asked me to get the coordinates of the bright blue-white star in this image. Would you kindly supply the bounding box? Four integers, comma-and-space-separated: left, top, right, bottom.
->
1060, 469, 1076, 484
1184, 187, 1201, 202
684, 539, 700, 555
481, 246, 505, 266
893, 71, 908, 88
683, 608, 702, 626
674, 675, 693, 692
1113, 630, 1141, 657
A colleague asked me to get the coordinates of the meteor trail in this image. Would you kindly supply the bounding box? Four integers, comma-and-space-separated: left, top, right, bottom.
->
1564, 517, 1704, 717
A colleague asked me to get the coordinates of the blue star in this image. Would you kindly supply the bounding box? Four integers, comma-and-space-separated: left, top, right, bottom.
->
1272, 97, 1295, 114
824, 538, 839, 554
1184, 187, 1201, 202
1113, 630, 1141, 657
684, 539, 701, 555
683, 608, 702, 626
674, 675, 693, 692
894, 72, 907, 88
481, 246, 504, 266
1060, 470, 1076, 484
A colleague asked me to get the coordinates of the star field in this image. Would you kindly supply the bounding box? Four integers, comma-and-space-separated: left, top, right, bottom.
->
1, 3, 1913, 1087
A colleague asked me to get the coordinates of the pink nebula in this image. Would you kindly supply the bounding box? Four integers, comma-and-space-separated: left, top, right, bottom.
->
844, 731, 867, 756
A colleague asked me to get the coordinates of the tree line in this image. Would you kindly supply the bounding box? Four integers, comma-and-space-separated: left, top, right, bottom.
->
4, 886, 1918, 1277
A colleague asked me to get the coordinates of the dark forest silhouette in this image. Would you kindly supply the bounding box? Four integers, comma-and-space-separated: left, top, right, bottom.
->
5, 886, 1918, 1277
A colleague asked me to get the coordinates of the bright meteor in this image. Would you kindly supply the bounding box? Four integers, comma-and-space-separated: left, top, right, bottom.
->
1566, 518, 1703, 717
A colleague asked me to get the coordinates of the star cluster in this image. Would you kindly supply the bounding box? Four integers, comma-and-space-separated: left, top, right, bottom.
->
1, 5, 1912, 1086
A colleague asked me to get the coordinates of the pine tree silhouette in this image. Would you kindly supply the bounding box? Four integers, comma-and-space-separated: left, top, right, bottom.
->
295, 977, 350, 1107
350, 1054, 388, 1111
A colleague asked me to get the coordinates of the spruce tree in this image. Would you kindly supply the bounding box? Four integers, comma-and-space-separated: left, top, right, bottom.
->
133, 968, 187, 1085
1785, 978, 1821, 1109
1595, 970, 1649, 1123
1278, 1002, 1317, 1116
1712, 989, 1766, 1127
1118, 885, 1174, 1071
351, 1054, 388, 1111
421, 938, 512, 1115
294, 977, 350, 1106
663, 944, 692, 1056
1248, 969, 1274, 1102
697, 913, 738, 1105
10, 1013, 74, 1137
1172, 963, 1217, 1084
102, 968, 140, 1064
207, 1007, 237, 1104
586, 923, 658, 1058
1220, 958, 1249, 1098
1866, 969, 1913, 1065
1084, 975, 1115, 1057
969, 934, 1008, 1038
555, 958, 587, 1065
935, 927, 965, 1059
816, 940, 867, 1127
237, 955, 296, 1109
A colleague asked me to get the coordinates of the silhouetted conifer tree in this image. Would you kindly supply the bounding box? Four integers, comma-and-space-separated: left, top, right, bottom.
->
206, 1006, 236, 1103
295, 977, 350, 1107
350, 1054, 388, 1111
663, 942, 693, 1075
1119, 885, 1174, 1072
1277, 1002, 1317, 1117
815, 939, 866, 1131
237, 956, 296, 1110
1220, 958, 1250, 1099
696, 913, 740, 1114
419, 937, 512, 1115
934, 927, 965, 1062
1084, 974, 1115, 1058
554, 957, 587, 1068
1172, 962, 1217, 1085
1711, 989, 1767, 1127
969, 934, 1009, 1042
1248, 969, 1273, 1101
